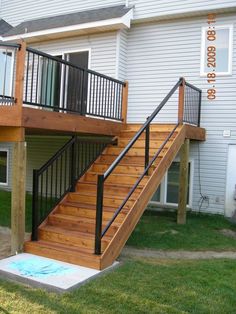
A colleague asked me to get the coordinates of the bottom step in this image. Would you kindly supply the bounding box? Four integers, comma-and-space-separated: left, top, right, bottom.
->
24, 240, 101, 270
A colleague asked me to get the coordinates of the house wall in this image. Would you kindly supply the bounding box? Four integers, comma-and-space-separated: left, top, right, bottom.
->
126, 13, 236, 214
1, 0, 235, 26
33, 31, 118, 78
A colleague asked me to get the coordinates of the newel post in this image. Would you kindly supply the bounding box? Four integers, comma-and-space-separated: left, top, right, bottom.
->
14, 40, 26, 112
121, 81, 129, 123
178, 77, 185, 124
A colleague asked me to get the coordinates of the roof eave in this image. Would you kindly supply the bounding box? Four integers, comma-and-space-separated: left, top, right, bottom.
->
2, 9, 133, 43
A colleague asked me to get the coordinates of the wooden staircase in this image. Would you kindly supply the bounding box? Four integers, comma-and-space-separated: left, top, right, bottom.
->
24, 123, 203, 269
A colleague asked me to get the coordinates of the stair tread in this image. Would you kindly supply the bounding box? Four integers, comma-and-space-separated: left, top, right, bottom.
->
77, 180, 143, 190
69, 191, 137, 201
51, 212, 120, 226
25, 240, 99, 258
60, 200, 129, 212
40, 224, 112, 241
94, 161, 156, 168
86, 172, 150, 178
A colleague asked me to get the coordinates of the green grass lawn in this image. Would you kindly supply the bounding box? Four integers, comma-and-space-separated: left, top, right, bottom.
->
0, 190, 32, 232
0, 258, 236, 313
127, 210, 236, 251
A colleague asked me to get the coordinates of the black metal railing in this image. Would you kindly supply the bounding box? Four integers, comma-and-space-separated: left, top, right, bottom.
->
0, 43, 19, 106
32, 136, 110, 240
24, 47, 125, 121
94, 77, 202, 254
184, 82, 202, 127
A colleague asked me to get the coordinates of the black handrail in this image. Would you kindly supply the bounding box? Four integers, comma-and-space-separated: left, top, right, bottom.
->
32, 135, 110, 241
24, 46, 125, 121
95, 78, 202, 254
0, 43, 21, 48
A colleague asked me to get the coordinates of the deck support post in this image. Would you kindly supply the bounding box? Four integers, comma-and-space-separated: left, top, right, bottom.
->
177, 138, 189, 224
11, 141, 27, 254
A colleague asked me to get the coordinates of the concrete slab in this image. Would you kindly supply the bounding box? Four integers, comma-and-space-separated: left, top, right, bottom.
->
0, 253, 119, 293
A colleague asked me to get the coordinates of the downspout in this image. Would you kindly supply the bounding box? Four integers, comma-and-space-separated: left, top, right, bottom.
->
125, 0, 129, 7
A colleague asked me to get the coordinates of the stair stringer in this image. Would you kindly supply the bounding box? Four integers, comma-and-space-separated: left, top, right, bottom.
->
100, 125, 186, 269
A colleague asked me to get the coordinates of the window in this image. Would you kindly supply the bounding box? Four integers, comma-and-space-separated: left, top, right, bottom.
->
166, 162, 190, 205
151, 186, 161, 202
201, 25, 233, 75
0, 49, 14, 97
150, 161, 192, 207
0, 150, 8, 185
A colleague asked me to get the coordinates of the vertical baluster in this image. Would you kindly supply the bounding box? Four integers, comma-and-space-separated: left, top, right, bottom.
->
25, 52, 30, 102
45, 168, 48, 217
145, 118, 150, 173
70, 137, 76, 191
35, 54, 40, 103
95, 174, 104, 255
104, 79, 108, 118
55, 158, 58, 200
50, 164, 53, 208
88, 72, 92, 114
40, 57, 45, 105
81, 69, 85, 115
49, 59, 53, 108
198, 90, 202, 127
64, 150, 67, 192
30, 53, 35, 103
32, 170, 39, 241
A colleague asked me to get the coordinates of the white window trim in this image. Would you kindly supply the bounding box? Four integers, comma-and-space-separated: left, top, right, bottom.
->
200, 24, 233, 77
0, 149, 9, 186
0, 48, 15, 97
150, 159, 194, 208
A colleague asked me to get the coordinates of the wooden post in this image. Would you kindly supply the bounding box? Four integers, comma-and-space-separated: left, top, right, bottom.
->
14, 40, 26, 111
178, 78, 185, 124
11, 141, 27, 254
121, 81, 129, 123
177, 138, 189, 224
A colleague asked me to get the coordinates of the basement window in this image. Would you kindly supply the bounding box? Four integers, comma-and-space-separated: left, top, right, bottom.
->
151, 161, 193, 207
200, 25, 233, 76
0, 150, 8, 185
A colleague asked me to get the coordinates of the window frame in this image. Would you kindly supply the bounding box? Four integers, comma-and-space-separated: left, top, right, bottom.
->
0, 149, 9, 186
149, 159, 194, 208
164, 160, 194, 208
0, 48, 15, 97
200, 24, 233, 77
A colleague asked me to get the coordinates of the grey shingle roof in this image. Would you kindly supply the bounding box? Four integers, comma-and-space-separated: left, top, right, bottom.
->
2, 5, 132, 37
0, 19, 13, 36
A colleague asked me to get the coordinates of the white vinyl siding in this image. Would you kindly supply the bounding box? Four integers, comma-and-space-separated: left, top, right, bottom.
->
126, 14, 236, 214
33, 32, 117, 78
116, 29, 128, 80
1, 0, 236, 26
